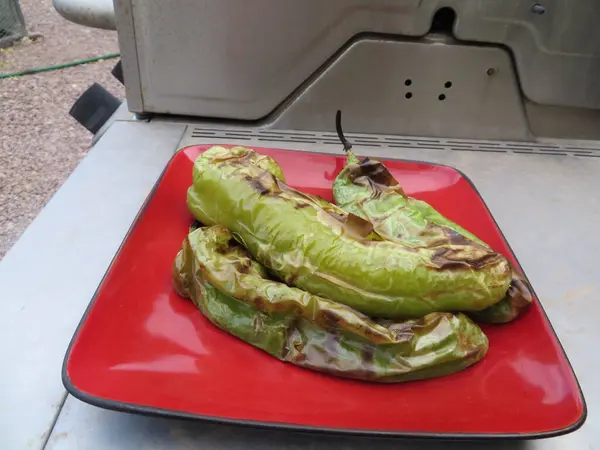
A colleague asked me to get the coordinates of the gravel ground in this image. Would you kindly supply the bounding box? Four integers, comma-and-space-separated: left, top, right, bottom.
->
0, 0, 125, 259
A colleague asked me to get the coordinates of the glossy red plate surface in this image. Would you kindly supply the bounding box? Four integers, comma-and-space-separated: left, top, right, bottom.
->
64, 145, 585, 438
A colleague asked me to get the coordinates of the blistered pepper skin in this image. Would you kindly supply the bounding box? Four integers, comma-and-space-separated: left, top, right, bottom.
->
173, 225, 489, 383
468, 273, 533, 323
332, 152, 533, 323
186, 146, 512, 319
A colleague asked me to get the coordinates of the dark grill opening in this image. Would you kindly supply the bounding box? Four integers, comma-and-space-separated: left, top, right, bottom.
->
430, 7, 456, 34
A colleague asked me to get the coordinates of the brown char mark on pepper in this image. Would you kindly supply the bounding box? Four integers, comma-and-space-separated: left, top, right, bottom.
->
445, 229, 488, 250
241, 167, 280, 196
447, 229, 472, 246
248, 177, 271, 196
284, 270, 299, 287
253, 295, 269, 311
418, 223, 485, 249
320, 309, 342, 329
350, 158, 399, 187
253, 294, 301, 315
215, 149, 254, 166
325, 209, 376, 239
361, 345, 375, 366
456, 326, 486, 360
215, 237, 238, 254
236, 260, 252, 274
283, 321, 306, 362
343, 213, 376, 238
506, 276, 534, 308
430, 247, 505, 271
385, 320, 416, 336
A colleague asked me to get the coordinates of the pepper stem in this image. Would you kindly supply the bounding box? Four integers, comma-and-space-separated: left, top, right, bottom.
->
335, 110, 353, 152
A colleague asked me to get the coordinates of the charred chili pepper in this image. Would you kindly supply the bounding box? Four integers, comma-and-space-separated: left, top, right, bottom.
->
332, 151, 533, 323
173, 225, 489, 383
186, 146, 512, 319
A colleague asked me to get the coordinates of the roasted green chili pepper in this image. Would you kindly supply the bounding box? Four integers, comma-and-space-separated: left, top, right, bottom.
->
173, 225, 489, 382
332, 152, 533, 323
468, 273, 533, 323
186, 146, 512, 319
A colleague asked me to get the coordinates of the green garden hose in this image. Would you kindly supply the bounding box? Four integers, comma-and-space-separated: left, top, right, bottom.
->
0, 52, 120, 79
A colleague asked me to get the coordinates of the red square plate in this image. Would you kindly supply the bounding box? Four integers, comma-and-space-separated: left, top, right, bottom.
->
63, 145, 586, 439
